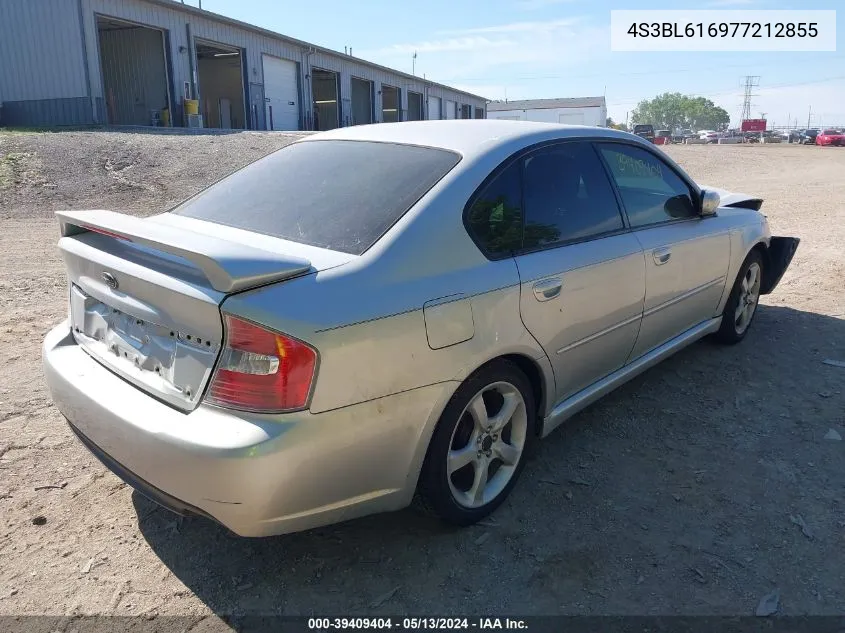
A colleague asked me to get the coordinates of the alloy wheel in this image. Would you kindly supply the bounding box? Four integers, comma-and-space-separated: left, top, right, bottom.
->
735, 262, 761, 334
446, 381, 528, 509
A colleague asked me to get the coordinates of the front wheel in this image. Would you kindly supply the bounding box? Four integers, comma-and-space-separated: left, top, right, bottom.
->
417, 360, 536, 525
715, 251, 764, 344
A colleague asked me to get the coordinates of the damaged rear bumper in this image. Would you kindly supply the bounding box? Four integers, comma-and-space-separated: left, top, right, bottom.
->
761, 236, 800, 295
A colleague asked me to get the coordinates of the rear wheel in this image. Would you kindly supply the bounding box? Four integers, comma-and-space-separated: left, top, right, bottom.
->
417, 360, 536, 525
715, 251, 763, 344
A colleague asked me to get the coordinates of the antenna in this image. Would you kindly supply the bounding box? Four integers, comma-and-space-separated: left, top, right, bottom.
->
739, 75, 760, 124
412, 51, 417, 76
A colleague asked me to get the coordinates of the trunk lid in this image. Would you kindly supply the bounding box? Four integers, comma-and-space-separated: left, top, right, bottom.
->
56, 210, 349, 411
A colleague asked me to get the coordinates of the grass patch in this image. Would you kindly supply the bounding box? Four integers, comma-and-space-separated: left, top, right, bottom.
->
0, 125, 100, 136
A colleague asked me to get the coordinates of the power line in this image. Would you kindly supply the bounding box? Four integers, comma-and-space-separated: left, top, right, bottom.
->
449, 54, 845, 84
603, 74, 845, 108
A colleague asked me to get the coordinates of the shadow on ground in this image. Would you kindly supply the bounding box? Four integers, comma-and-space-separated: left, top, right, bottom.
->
134, 304, 845, 617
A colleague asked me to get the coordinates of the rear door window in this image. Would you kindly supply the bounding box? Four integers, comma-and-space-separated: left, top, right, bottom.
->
522, 142, 625, 248
464, 160, 524, 258
173, 140, 460, 255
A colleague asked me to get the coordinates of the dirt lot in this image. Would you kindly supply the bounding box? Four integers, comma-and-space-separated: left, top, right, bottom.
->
0, 129, 843, 622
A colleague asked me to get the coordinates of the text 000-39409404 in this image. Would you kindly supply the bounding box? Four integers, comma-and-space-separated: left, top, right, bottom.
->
306, 618, 530, 630
610, 10, 836, 51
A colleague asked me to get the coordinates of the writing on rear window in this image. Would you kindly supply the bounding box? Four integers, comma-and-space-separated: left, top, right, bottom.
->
173, 140, 460, 256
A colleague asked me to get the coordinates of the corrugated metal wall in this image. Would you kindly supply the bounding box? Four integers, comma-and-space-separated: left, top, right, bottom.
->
82, 0, 485, 129
0, 0, 93, 125
1, 0, 485, 127
0, 0, 89, 101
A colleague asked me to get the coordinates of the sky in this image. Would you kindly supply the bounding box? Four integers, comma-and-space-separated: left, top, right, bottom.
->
192, 0, 844, 128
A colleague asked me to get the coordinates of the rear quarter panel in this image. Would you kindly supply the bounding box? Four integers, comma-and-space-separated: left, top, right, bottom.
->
221, 152, 552, 414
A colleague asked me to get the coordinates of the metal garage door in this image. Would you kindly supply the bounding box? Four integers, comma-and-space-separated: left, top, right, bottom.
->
262, 54, 299, 130
428, 96, 441, 120
351, 77, 373, 125
445, 100, 457, 119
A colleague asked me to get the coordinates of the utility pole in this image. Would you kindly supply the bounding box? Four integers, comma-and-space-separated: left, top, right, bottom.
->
807, 105, 812, 128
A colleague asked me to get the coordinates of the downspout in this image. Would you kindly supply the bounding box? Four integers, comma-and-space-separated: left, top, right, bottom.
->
77, 0, 95, 124
186, 23, 197, 101
301, 46, 315, 130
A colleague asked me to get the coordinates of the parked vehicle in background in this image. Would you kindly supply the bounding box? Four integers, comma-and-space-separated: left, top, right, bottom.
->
800, 129, 820, 144
816, 129, 845, 146
654, 130, 672, 145
671, 129, 692, 143
42, 121, 799, 537
698, 130, 721, 143
633, 124, 655, 142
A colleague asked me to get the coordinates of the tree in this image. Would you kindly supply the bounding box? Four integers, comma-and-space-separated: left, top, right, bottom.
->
630, 92, 730, 132
606, 117, 627, 131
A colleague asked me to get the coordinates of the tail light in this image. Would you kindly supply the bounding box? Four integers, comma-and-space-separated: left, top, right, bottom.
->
206, 315, 317, 412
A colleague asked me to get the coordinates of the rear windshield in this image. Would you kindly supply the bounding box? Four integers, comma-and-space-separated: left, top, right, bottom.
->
823, 130, 840, 135
173, 140, 460, 255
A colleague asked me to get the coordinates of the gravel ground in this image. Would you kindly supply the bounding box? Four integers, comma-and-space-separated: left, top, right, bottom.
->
0, 130, 843, 623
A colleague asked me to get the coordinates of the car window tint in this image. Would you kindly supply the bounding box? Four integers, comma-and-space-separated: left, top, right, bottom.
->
465, 160, 523, 256
597, 143, 697, 227
172, 140, 460, 255
522, 142, 624, 248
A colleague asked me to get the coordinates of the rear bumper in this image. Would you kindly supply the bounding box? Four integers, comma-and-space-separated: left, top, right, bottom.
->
761, 236, 800, 295
43, 322, 455, 537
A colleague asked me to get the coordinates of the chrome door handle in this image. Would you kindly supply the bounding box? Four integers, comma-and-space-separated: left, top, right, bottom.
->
533, 277, 562, 301
653, 248, 672, 265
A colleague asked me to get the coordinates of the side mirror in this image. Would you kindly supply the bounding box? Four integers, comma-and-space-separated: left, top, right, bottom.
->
700, 189, 720, 216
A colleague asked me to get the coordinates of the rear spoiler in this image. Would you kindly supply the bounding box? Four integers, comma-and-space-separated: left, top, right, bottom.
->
57, 210, 312, 294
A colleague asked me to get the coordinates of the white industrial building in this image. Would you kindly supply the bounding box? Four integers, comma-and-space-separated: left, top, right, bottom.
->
0, 0, 488, 130
486, 97, 607, 127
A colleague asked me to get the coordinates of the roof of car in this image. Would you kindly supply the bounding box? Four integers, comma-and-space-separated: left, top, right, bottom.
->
301, 120, 636, 156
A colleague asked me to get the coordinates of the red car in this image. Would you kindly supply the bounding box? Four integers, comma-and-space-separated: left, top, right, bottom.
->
816, 129, 845, 146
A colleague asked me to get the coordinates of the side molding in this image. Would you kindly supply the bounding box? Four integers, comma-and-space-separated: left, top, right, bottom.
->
541, 317, 721, 437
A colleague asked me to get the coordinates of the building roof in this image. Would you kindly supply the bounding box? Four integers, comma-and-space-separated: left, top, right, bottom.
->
302, 119, 633, 155
487, 97, 606, 111
147, 0, 488, 102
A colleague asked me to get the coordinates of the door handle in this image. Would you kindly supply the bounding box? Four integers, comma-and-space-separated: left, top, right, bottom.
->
653, 248, 672, 265
533, 277, 562, 301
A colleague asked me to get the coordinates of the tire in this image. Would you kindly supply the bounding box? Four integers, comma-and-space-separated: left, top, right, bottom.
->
715, 250, 764, 344
417, 360, 537, 526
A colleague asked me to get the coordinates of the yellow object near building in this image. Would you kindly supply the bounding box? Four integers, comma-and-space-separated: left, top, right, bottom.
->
183, 99, 199, 115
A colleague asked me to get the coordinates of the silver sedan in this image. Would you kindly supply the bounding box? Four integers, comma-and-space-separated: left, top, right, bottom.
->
43, 121, 799, 536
